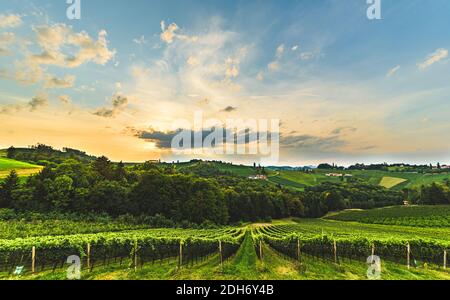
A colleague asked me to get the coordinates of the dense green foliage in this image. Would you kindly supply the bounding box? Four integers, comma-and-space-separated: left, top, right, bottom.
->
6, 144, 95, 165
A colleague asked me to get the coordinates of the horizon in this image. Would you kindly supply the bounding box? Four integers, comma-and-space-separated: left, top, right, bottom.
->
1, 0, 450, 166
1, 143, 448, 168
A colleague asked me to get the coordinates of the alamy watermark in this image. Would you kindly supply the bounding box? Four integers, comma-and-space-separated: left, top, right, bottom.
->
170, 112, 280, 165
367, 0, 382, 20
67, 255, 81, 280
66, 0, 81, 20
367, 255, 382, 279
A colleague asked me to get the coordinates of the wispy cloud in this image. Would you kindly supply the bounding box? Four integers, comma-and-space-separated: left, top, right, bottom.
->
386, 65, 400, 77
418, 48, 448, 70
0, 14, 22, 29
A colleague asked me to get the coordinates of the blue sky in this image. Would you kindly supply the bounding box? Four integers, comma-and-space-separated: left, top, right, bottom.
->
1, 0, 450, 165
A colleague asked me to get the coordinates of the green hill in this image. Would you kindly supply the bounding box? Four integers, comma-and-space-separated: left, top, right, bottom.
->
268, 169, 450, 190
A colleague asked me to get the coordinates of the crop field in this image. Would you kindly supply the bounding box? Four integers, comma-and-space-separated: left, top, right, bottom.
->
379, 177, 407, 189
326, 205, 450, 228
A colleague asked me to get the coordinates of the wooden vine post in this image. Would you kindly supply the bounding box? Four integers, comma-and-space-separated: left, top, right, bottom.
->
444, 250, 447, 270
333, 240, 337, 264
31, 246, 36, 274
406, 243, 411, 270
87, 243, 91, 271
134, 240, 138, 272
259, 240, 263, 263
178, 241, 183, 269
219, 241, 223, 268
297, 239, 301, 263
372, 244, 375, 256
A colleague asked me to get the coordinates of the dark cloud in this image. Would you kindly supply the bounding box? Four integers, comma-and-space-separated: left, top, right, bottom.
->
28, 95, 48, 111
129, 126, 277, 150
1, 94, 48, 114
221, 106, 237, 112
331, 127, 357, 135
93, 94, 128, 118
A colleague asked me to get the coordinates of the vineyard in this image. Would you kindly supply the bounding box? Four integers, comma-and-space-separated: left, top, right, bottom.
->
253, 220, 450, 269
327, 206, 450, 228
0, 227, 244, 276
0, 217, 449, 280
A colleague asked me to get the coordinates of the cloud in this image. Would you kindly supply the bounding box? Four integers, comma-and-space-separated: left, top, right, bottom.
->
44, 74, 76, 89
187, 56, 199, 66
292, 45, 299, 51
0, 32, 16, 55
276, 44, 285, 59
280, 134, 346, 152
58, 95, 71, 104
331, 127, 357, 135
131, 126, 276, 150
133, 35, 147, 45
268, 61, 280, 72
132, 128, 180, 149
221, 106, 237, 112
268, 44, 285, 72
160, 21, 198, 44
93, 94, 129, 118
386, 65, 400, 77
299, 51, 320, 60
0, 14, 22, 29
28, 95, 48, 111
418, 48, 448, 70
29, 24, 116, 68
256, 72, 264, 81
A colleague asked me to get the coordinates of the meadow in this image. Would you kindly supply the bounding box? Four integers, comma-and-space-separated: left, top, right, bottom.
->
0, 155, 43, 180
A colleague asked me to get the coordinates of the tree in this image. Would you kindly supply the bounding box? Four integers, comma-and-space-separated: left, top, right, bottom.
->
88, 181, 129, 216
6, 146, 15, 159
114, 161, 127, 181
93, 156, 113, 179
48, 175, 74, 210
0, 170, 19, 208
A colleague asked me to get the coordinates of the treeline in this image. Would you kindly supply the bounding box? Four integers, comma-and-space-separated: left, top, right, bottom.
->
406, 182, 450, 205
0, 157, 306, 225
0, 156, 411, 225
301, 182, 404, 217
6, 144, 95, 165
318, 162, 449, 173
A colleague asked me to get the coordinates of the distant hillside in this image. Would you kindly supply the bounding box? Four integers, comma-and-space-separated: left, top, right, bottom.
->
267, 168, 450, 191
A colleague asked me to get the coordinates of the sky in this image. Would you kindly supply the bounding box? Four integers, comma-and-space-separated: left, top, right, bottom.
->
0, 0, 450, 166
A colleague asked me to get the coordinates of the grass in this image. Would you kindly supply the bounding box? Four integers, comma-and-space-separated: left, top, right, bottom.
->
0, 157, 43, 179
379, 177, 407, 189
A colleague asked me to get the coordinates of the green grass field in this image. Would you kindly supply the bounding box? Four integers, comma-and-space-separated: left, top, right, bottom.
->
379, 177, 407, 189
0, 157, 43, 179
